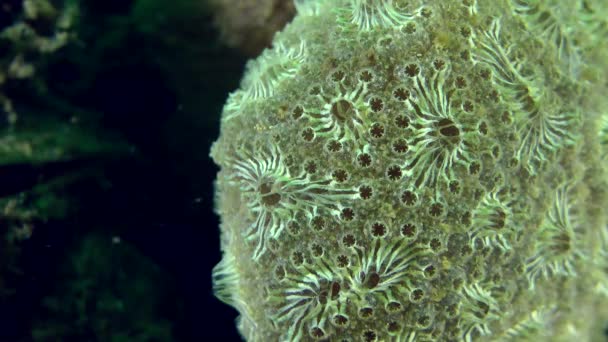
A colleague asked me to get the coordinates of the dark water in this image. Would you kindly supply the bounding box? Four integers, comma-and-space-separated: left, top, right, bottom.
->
0, 0, 245, 340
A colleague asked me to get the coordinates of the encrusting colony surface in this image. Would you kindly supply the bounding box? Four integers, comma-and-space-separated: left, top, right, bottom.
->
210, 0, 608, 341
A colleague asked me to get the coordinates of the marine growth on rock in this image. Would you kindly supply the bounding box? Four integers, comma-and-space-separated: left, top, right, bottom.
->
211, 0, 608, 341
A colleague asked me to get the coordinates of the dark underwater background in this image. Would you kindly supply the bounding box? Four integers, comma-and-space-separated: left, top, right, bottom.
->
0, 0, 262, 340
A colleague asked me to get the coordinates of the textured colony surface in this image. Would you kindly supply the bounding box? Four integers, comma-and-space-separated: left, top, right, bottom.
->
211, 0, 608, 341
